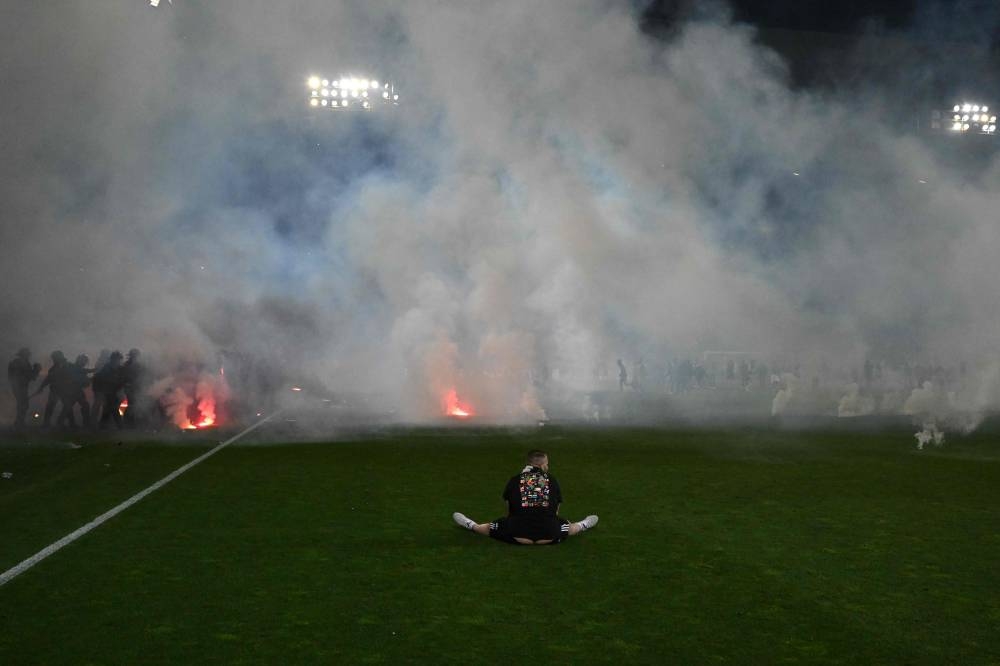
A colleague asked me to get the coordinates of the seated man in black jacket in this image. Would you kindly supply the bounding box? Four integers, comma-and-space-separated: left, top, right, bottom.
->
453, 449, 598, 545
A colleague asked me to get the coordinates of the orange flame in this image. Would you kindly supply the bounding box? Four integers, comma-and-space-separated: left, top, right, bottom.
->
157, 369, 227, 431
181, 394, 216, 429
118, 398, 128, 417
443, 388, 473, 419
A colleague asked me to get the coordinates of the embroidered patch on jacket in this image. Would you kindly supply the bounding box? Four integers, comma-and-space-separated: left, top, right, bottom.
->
519, 472, 551, 508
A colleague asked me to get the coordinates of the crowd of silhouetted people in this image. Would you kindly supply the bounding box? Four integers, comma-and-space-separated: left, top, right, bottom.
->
601, 354, 971, 397
7, 347, 145, 431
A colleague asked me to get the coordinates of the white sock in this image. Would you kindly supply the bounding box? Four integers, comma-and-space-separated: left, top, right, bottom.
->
574, 515, 599, 531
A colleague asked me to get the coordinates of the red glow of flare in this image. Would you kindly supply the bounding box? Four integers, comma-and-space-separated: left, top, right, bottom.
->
118, 398, 128, 417
443, 389, 474, 419
183, 417, 215, 430
181, 395, 217, 430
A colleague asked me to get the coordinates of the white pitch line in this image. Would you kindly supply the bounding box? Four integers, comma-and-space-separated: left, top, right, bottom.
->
0, 412, 280, 588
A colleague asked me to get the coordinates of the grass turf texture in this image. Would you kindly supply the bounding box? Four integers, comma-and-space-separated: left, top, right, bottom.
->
1, 427, 999, 664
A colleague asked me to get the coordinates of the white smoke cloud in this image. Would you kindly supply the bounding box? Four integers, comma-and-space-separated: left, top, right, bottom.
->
903, 381, 952, 420
837, 382, 875, 418
915, 422, 945, 450
1, 1, 999, 423
771, 373, 798, 416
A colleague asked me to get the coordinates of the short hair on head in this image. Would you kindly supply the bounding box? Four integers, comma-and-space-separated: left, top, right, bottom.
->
526, 449, 548, 465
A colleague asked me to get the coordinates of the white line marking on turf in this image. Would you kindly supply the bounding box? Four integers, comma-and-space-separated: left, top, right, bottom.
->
0, 413, 280, 588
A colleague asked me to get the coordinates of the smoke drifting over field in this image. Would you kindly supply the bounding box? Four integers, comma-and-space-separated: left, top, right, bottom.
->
1, 1, 998, 423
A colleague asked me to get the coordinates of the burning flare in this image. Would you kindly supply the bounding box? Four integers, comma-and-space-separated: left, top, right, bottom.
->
182, 394, 216, 429
153, 368, 227, 431
179, 373, 222, 429
443, 388, 473, 419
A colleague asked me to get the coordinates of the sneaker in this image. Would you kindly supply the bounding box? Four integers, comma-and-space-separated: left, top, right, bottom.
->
580, 515, 599, 530
452, 512, 476, 530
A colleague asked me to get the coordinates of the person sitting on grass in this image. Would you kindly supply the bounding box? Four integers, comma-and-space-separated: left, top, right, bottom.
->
453, 449, 598, 545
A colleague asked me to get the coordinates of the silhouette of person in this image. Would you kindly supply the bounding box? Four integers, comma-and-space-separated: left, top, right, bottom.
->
121, 348, 145, 428
35, 351, 69, 428
94, 351, 125, 429
58, 354, 94, 429
8, 348, 41, 430
89, 349, 111, 423
617, 359, 628, 391
633, 357, 646, 392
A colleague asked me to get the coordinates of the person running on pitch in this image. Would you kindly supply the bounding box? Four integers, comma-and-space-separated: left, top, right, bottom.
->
453, 449, 598, 545
7, 348, 41, 430
34, 351, 69, 429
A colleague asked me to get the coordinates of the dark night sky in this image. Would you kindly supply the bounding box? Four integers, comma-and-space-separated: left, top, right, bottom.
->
641, 0, 911, 33
640, 0, 1000, 95
724, 0, 917, 32
642, 0, 999, 45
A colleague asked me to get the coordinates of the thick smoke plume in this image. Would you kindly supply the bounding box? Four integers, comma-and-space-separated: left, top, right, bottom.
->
1, 1, 998, 424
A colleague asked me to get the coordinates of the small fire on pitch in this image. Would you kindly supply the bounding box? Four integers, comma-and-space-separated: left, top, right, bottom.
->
154, 366, 227, 431
443, 388, 474, 419
182, 395, 217, 430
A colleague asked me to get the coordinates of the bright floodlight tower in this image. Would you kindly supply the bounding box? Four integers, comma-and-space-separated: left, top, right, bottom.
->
930, 101, 997, 135
306, 74, 400, 111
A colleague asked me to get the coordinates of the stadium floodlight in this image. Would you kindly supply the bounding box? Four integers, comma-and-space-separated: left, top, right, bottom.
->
932, 101, 997, 136
305, 72, 401, 112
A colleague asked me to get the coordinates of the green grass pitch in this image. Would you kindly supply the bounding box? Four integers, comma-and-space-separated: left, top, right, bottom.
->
1, 426, 999, 664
